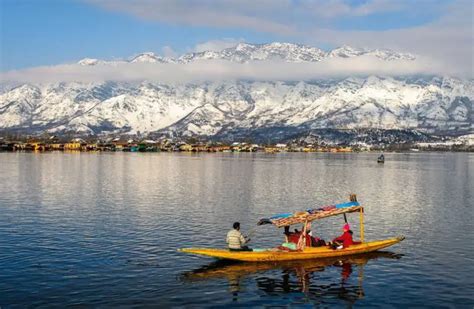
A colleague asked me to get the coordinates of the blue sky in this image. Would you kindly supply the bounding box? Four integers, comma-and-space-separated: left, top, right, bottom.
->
0, 0, 471, 73
1, 0, 276, 70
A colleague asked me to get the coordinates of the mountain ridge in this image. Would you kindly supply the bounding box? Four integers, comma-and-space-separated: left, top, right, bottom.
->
0, 43, 472, 140
76, 42, 416, 65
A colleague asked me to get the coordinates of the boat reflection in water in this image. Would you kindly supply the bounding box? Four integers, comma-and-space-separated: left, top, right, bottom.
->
181, 251, 402, 305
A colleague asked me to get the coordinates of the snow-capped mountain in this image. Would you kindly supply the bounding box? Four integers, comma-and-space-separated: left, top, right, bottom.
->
77, 52, 175, 66
179, 42, 328, 63
161, 77, 472, 138
0, 43, 472, 139
76, 42, 416, 65
77, 58, 104, 66
1, 77, 471, 138
129, 52, 176, 64
327, 45, 415, 61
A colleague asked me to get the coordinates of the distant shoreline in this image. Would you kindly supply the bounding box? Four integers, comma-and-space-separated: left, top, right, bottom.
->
1, 134, 473, 153
1, 149, 471, 154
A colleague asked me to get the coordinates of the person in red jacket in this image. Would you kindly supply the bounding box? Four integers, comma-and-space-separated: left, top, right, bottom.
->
330, 223, 354, 249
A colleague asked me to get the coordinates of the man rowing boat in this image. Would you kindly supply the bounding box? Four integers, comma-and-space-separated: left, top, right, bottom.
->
226, 222, 252, 251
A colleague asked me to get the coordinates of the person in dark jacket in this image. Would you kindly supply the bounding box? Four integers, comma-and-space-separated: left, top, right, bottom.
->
309, 230, 327, 247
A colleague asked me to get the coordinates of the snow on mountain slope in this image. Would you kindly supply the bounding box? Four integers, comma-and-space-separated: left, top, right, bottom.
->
0, 77, 472, 136
66, 83, 203, 134
78, 58, 103, 66
0, 43, 471, 138
129, 52, 176, 64
179, 42, 415, 63
75, 42, 416, 65
0, 85, 41, 127
328, 46, 415, 61
180, 42, 328, 63
162, 77, 472, 137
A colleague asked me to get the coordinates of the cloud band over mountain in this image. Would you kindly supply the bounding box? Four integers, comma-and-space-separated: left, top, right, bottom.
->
0, 55, 459, 84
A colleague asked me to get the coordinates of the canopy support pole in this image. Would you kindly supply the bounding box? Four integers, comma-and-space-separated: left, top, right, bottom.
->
359, 208, 365, 242
298, 220, 309, 250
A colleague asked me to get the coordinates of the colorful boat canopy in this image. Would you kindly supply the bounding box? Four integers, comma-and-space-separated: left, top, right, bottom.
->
258, 201, 362, 227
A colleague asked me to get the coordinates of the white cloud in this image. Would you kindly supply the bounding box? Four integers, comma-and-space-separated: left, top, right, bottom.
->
86, 0, 424, 35
305, 1, 473, 77
88, 0, 411, 27
85, 0, 472, 77
87, 0, 297, 35
0, 56, 457, 85
193, 38, 245, 52
300, 0, 406, 19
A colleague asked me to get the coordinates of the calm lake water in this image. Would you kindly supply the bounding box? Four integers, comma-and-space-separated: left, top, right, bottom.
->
0, 152, 473, 307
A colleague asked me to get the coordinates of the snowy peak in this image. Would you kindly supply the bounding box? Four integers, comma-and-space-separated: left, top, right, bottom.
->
181, 42, 415, 63
328, 45, 415, 61
328, 46, 368, 58
237, 42, 327, 62
78, 58, 103, 66
2, 42, 468, 140
75, 42, 416, 65
79, 53, 175, 66
365, 49, 415, 61
183, 42, 327, 63
130, 52, 171, 63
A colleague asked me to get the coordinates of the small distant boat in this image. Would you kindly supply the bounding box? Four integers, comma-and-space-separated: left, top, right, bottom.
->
179, 195, 404, 262
377, 154, 385, 163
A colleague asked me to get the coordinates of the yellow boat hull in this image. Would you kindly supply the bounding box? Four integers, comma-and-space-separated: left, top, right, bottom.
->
179, 236, 404, 262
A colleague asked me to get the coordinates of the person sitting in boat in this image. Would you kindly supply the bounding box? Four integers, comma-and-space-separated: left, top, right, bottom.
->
284, 226, 300, 242
285, 227, 301, 244
330, 223, 354, 249
277, 227, 300, 251
292, 224, 314, 248
304, 222, 328, 247
279, 227, 297, 251
226, 222, 252, 251
309, 230, 327, 247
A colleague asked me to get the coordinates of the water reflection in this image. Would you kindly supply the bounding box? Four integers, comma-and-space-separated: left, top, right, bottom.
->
182, 252, 402, 305
1, 152, 471, 307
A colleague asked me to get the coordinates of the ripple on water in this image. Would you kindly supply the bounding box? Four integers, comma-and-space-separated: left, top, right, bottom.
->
0, 152, 473, 307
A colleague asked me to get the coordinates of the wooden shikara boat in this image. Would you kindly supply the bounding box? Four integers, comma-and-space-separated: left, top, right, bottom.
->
179, 237, 404, 262
179, 195, 404, 262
